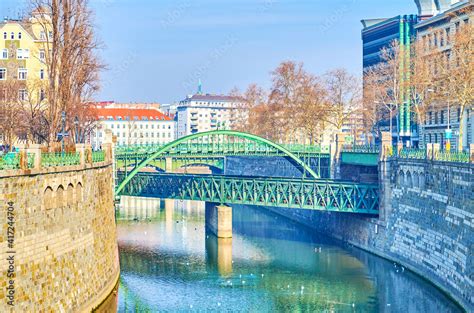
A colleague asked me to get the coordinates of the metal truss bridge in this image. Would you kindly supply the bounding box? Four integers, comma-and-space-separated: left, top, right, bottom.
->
114, 130, 379, 215
118, 172, 379, 215
115, 132, 330, 174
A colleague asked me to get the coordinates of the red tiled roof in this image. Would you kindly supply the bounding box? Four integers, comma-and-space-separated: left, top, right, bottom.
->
96, 108, 172, 121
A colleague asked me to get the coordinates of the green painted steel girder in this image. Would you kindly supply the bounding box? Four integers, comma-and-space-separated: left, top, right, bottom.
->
115, 130, 321, 195
119, 172, 379, 215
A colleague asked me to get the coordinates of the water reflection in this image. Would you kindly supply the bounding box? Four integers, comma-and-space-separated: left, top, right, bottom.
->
116, 197, 462, 312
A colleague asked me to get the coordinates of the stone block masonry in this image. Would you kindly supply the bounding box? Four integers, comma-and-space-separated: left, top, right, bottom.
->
0, 161, 119, 312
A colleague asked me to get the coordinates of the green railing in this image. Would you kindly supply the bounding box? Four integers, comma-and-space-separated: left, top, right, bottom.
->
41, 152, 81, 167
397, 148, 426, 160
0, 153, 20, 170
434, 150, 470, 163
342, 145, 379, 153
92, 150, 105, 163
0, 152, 35, 170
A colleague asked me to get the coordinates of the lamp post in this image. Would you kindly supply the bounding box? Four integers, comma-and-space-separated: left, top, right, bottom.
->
74, 116, 79, 144
374, 101, 396, 144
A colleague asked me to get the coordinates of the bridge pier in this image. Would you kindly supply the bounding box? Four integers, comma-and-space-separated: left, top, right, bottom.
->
205, 203, 232, 238
165, 157, 173, 172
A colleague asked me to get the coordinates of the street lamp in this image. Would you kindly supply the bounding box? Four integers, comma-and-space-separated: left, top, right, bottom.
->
74, 116, 79, 144
374, 101, 397, 144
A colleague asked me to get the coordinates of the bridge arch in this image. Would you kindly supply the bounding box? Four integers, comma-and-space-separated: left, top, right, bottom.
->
115, 130, 320, 195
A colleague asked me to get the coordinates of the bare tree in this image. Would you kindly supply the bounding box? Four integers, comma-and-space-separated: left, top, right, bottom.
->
0, 79, 27, 150
436, 23, 474, 151
323, 69, 362, 133
29, 0, 104, 147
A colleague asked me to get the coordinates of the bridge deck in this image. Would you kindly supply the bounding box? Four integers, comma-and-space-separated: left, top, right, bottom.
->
118, 172, 379, 215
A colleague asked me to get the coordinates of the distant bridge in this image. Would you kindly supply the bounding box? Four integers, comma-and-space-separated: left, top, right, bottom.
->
114, 130, 379, 215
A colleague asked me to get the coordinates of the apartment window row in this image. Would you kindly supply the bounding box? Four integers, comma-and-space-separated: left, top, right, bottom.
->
422, 18, 470, 51
3, 32, 23, 40
109, 123, 172, 130
426, 108, 462, 125
0, 68, 46, 80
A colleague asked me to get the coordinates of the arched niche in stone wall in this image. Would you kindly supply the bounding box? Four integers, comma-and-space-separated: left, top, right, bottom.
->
412, 172, 419, 188
67, 183, 74, 206
398, 170, 405, 186
76, 182, 83, 204
406, 171, 413, 188
56, 185, 65, 208
44, 187, 54, 210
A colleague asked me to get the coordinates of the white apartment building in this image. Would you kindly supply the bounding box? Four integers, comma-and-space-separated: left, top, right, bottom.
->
176, 94, 245, 138
90, 108, 176, 149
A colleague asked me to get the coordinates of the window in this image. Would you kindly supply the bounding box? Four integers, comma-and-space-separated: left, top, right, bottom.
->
10, 32, 14, 40
40, 69, 45, 80
40, 31, 46, 40
3, 32, 6, 39
18, 32, 22, 39
445, 27, 450, 43
429, 111, 432, 125
457, 108, 461, 122
39, 49, 45, 61
440, 110, 444, 124
17, 49, 29, 59
1, 49, 7, 59
0, 68, 6, 80
18, 68, 27, 80
48, 31, 53, 39
19, 89, 27, 101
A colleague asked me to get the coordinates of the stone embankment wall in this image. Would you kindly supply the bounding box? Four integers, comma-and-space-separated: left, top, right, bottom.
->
0, 159, 119, 312
265, 159, 472, 311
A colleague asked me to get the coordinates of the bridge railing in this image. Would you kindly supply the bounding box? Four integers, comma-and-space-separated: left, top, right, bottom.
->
0, 152, 35, 170
0, 144, 112, 173
115, 143, 331, 156
342, 144, 379, 153
390, 145, 472, 163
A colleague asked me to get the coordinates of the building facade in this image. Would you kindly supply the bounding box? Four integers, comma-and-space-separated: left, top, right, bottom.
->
361, 14, 420, 145
176, 94, 244, 138
415, 0, 473, 151
0, 10, 51, 103
90, 108, 175, 149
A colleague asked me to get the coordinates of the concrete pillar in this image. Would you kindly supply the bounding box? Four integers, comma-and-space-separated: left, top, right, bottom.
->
103, 129, 114, 163
426, 143, 434, 160
26, 144, 42, 169
205, 203, 232, 238
380, 131, 392, 161
76, 144, 86, 165
433, 143, 440, 160
332, 132, 346, 179
396, 142, 403, 156
165, 157, 173, 172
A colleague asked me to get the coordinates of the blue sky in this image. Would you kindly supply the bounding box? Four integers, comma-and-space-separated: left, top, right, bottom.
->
1, 0, 417, 103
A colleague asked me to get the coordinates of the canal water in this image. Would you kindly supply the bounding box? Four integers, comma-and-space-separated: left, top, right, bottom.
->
115, 196, 462, 313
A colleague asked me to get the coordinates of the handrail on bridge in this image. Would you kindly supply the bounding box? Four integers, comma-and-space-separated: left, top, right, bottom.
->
114, 130, 322, 195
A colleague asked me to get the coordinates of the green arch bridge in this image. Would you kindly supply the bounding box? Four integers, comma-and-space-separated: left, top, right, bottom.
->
115, 130, 379, 215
